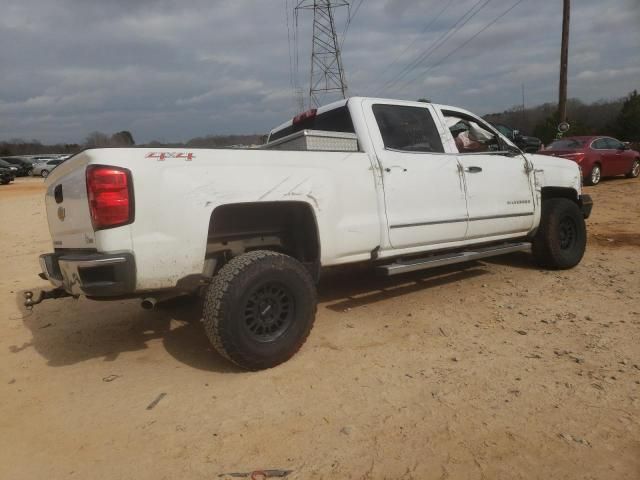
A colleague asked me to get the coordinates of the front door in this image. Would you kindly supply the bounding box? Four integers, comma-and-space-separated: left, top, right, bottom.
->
605, 137, 632, 175
438, 108, 536, 240
363, 100, 468, 249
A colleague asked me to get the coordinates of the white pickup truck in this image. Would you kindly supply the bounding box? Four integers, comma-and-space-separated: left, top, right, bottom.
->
29, 97, 592, 370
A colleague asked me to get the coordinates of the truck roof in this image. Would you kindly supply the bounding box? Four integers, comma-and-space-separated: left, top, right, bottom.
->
268, 97, 465, 139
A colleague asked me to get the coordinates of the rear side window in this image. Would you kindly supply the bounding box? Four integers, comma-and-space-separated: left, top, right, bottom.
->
269, 106, 355, 142
373, 104, 444, 153
592, 138, 608, 150
604, 138, 624, 149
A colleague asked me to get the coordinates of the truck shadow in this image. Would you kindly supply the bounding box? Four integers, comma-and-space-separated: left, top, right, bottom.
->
12, 292, 240, 373
13, 262, 491, 372
481, 251, 539, 271
319, 262, 489, 311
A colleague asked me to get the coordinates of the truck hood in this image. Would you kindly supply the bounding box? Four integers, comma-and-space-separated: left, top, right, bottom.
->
526, 153, 582, 193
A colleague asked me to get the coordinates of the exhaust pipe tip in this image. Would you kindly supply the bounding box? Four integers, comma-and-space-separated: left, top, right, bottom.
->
141, 297, 157, 310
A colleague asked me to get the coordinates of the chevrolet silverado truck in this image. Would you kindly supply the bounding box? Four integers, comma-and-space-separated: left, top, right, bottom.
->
28, 97, 592, 370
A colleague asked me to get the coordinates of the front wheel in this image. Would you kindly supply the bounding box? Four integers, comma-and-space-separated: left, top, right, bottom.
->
202, 250, 317, 370
585, 164, 601, 186
532, 198, 586, 269
41, 170, 49, 178
626, 159, 640, 178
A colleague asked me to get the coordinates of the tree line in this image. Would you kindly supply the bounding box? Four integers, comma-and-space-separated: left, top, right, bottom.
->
0, 129, 264, 156
484, 90, 640, 146
2, 90, 638, 156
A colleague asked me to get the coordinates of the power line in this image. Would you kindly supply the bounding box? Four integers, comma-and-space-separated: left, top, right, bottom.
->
340, 0, 365, 49
373, 0, 454, 86
375, 0, 492, 95
396, 0, 526, 93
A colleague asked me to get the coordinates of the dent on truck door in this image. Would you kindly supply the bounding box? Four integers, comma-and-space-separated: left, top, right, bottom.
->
365, 101, 468, 249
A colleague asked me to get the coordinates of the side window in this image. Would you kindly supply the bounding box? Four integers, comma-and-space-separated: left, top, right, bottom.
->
442, 110, 499, 154
592, 139, 607, 150
605, 138, 623, 150
372, 104, 444, 153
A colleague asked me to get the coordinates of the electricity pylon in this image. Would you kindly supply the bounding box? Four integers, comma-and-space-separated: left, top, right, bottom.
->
296, 1, 349, 108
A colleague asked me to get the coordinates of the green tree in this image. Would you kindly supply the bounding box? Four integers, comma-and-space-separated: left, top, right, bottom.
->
533, 110, 591, 145
612, 90, 640, 141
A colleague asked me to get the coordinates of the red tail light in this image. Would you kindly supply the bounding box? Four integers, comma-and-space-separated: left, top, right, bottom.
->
86, 165, 134, 230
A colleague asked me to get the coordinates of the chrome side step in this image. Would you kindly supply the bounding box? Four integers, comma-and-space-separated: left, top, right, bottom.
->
377, 242, 532, 276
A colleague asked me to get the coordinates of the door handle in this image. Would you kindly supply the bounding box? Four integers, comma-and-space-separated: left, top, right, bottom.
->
465, 166, 483, 173
384, 166, 408, 173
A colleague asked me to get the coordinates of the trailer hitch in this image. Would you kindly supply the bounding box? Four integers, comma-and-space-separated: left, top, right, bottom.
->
23, 288, 73, 308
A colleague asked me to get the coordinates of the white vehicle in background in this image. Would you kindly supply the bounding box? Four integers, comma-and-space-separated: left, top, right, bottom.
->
31, 158, 65, 178
27, 97, 592, 370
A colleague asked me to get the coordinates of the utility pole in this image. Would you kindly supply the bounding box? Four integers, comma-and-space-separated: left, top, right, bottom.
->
558, 0, 570, 124
296, 1, 349, 108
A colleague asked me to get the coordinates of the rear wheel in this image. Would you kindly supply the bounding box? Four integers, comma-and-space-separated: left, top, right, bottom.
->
532, 198, 586, 269
626, 159, 640, 178
41, 170, 49, 178
202, 250, 317, 370
585, 164, 601, 186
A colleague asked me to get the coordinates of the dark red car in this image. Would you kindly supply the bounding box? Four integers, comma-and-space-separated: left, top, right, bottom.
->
542, 136, 640, 186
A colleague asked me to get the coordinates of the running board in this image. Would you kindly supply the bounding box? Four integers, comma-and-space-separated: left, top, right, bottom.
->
377, 242, 532, 276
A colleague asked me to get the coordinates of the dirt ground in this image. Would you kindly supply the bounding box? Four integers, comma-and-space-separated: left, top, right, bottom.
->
1, 176, 639, 480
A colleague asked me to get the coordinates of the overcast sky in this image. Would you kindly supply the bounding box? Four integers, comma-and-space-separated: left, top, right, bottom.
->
1, 0, 639, 144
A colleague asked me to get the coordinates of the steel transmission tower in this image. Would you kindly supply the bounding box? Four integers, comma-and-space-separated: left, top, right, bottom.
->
295, 1, 348, 108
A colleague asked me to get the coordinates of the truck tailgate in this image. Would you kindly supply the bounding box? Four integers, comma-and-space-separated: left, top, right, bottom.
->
44, 154, 96, 249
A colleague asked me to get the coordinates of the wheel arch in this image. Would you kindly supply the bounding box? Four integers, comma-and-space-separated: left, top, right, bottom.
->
206, 201, 321, 279
541, 186, 579, 203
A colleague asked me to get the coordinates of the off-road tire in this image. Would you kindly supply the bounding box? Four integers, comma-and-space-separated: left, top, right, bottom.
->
532, 198, 586, 269
626, 159, 640, 178
585, 164, 601, 186
203, 250, 317, 370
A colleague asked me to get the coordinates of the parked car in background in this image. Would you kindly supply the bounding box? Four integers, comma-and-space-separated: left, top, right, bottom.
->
1, 157, 34, 176
31, 155, 57, 162
31, 159, 64, 178
0, 165, 15, 184
0, 159, 20, 176
492, 124, 542, 153
542, 136, 640, 185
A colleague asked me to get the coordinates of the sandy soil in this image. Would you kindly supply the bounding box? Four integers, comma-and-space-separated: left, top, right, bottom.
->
1, 176, 639, 480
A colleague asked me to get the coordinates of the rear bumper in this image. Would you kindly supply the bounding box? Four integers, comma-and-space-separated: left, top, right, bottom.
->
579, 194, 593, 219
39, 251, 136, 297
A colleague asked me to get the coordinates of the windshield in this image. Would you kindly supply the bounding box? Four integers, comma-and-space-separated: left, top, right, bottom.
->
547, 139, 586, 150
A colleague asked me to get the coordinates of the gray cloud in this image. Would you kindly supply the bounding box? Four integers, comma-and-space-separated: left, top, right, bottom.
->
1, 0, 638, 143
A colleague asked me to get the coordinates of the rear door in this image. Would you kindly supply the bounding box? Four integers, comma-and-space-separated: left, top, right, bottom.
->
363, 99, 468, 249
437, 107, 535, 240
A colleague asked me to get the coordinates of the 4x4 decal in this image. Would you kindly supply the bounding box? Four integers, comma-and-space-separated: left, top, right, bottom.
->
145, 152, 196, 161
